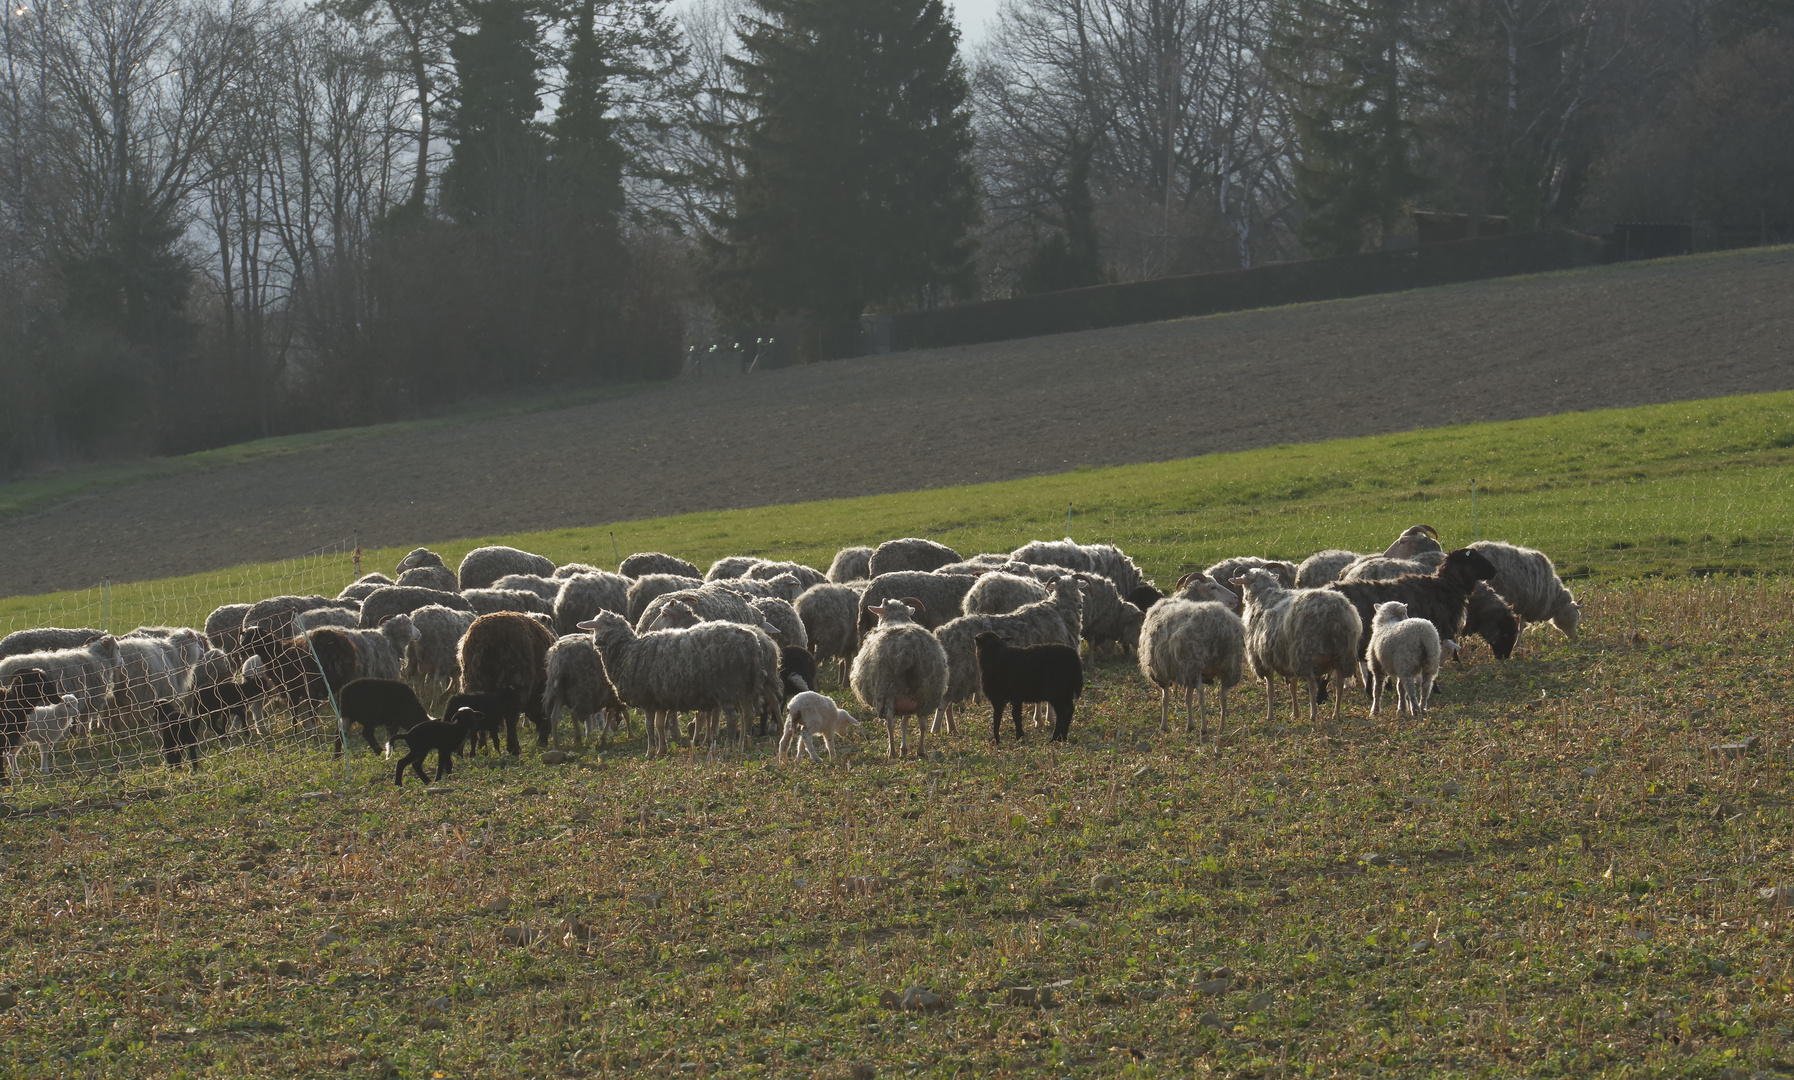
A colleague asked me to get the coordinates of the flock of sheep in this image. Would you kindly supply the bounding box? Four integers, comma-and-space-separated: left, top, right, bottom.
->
0, 528, 1583, 786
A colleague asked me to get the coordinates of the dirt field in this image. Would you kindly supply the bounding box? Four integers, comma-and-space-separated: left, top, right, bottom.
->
2, 248, 1790, 598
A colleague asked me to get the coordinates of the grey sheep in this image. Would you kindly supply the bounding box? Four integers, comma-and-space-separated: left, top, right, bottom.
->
458, 546, 555, 591
203, 605, 253, 657
1074, 572, 1145, 654
1340, 550, 1444, 582
856, 571, 980, 637
0, 635, 124, 723
626, 574, 706, 623
851, 599, 950, 759
1138, 575, 1246, 738
826, 547, 874, 583
405, 604, 476, 711
397, 547, 446, 573
1294, 550, 1362, 589
337, 574, 393, 604
553, 562, 603, 579
1384, 524, 1442, 558
359, 585, 472, 628
748, 561, 827, 592
553, 572, 631, 636
1233, 567, 1362, 723
109, 629, 206, 729
1367, 601, 1444, 718
0, 627, 105, 663
868, 538, 962, 577
316, 613, 420, 684
396, 564, 460, 592
962, 572, 1047, 616
294, 606, 361, 631
243, 595, 339, 639
543, 634, 624, 748
750, 597, 809, 652
620, 552, 702, 580
1467, 541, 1581, 643
1083, 544, 1144, 597
1009, 539, 1093, 574
705, 555, 763, 580
710, 573, 804, 603
934, 577, 1084, 731
578, 610, 780, 756
492, 574, 563, 601
794, 582, 865, 678
1207, 557, 1299, 590
638, 586, 762, 632
462, 588, 555, 618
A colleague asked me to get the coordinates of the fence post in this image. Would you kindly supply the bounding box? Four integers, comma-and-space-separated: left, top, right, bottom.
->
1471, 480, 1479, 540
102, 578, 110, 633
353, 532, 362, 580
296, 611, 351, 784
611, 531, 620, 565
1065, 503, 1073, 540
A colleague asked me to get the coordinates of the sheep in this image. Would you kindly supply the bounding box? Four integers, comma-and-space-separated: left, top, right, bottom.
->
493, 574, 562, 601
458, 546, 555, 591
778, 691, 858, 763
188, 675, 253, 741
639, 587, 763, 632
747, 561, 827, 591
751, 597, 809, 652
236, 626, 329, 725
203, 604, 253, 657
620, 552, 702, 580
1385, 524, 1442, 558
851, 600, 950, 758
312, 613, 419, 689
1009, 539, 1093, 574
0, 635, 124, 725
709, 574, 804, 603
1137, 576, 1246, 738
868, 538, 962, 577
7, 693, 79, 777
337, 573, 394, 604
0, 669, 55, 787
1207, 556, 1299, 590
553, 562, 601, 578
552, 572, 630, 636
404, 605, 477, 711
826, 547, 874, 583
396, 564, 460, 592
1339, 551, 1444, 582
974, 632, 1083, 744
292, 606, 361, 631
1337, 553, 1518, 660
779, 646, 818, 698
392, 707, 487, 786
578, 611, 781, 756
705, 555, 763, 580
794, 583, 864, 678
962, 572, 1047, 616
397, 547, 446, 573
358, 586, 472, 629
462, 587, 555, 618
107, 631, 205, 731
542, 634, 623, 748
934, 576, 1084, 731
1367, 601, 1444, 717
337, 677, 433, 755
1083, 544, 1145, 597
1074, 573, 1145, 654
305, 627, 364, 699
856, 571, 979, 637
1295, 550, 1362, 589
1233, 567, 1362, 723
458, 612, 556, 756
440, 691, 512, 753
1467, 541, 1581, 644
1324, 548, 1497, 676
0, 627, 105, 662
151, 699, 203, 768
242, 595, 340, 640
1128, 583, 1165, 610
626, 574, 706, 623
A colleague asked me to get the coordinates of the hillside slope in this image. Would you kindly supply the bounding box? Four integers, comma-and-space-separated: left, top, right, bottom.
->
2, 246, 1789, 597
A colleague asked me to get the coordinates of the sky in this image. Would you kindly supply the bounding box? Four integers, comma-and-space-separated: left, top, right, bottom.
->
951, 0, 1004, 45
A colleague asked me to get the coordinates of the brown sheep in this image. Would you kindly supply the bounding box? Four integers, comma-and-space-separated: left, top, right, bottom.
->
458, 612, 556, 756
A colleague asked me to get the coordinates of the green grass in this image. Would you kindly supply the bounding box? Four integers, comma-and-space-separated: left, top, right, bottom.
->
6, 389, 1792, 636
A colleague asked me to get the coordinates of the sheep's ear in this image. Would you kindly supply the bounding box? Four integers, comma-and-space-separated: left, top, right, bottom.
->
575, 618, 600, 630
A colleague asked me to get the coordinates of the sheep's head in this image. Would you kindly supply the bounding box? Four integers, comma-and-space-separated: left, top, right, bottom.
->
868, 599, 915, 625
1552, 601, 1581, 641
1229, 567, 1280, 602
576, 610, 634, 643
1384, 525, 1441, 558
384, 613, 421, 645
1372, 600, 1410, 627
1440, 547, 1497, 584
1119, 603, 1146, 651
1440, 639, 1462, 661
972, 630, 1007, 655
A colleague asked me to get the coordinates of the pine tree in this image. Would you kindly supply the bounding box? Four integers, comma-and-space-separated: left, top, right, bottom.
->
711, 0, 980, 326
440, 0, 549, 231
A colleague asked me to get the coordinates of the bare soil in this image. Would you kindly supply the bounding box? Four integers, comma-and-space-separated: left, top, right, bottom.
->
3, 248, 1790, 597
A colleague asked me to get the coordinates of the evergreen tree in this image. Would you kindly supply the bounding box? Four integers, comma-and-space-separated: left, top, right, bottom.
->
1020, 135, 1103, 294
440, 0, 550, 231
711, 0, 980, 326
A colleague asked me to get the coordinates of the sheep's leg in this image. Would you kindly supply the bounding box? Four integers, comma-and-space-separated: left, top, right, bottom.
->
821, 732, 836, 761
990, 699, 1004, 745
1330, 671, 1344, 721
1370, 669, 1382, 716
1196, 681, 1207, 741
914, 711, 925, 759
1290, 677, 1302, 723
1263, 675, 1274, 722
1158, 686, 1170, 733
1217, 683, 1228, 733
885, 706, 897, 758
1307, 676, 1319, 723
1011, 701, 1026, 742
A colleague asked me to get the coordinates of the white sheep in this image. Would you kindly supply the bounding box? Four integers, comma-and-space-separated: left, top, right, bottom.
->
1367, 601, 1444, 717
458, 546, 556, 591
1467, 541, 1581, 644
1294, 550, 1362, 589
851, 600, 949, 758
794, 582, 865, 680
962, 572, 1047, 616
1137, 576, 1245, 738
778, 690, 858, 763
8, 693, 80, 776
867, 538, 962, 577
826, 547, 874, 583
1232, 567, 1362, 723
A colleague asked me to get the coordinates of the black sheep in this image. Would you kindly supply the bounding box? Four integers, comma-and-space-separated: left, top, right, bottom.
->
337, 678, 432, 755
1127, 583, 1165, 611
973, 631, 1084, 744
1325, 548, 1497, 659
1, 668, 54, 787
191, 680, 250, 737
392, 708, 486, 786
1463, 583, 1519, 660
442, 691, 515, 754
153, 699, 203, 768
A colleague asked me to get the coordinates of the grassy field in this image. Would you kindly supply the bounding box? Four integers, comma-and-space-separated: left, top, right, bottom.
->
2, 575, 1791, 1078
4, 389, 1791, 637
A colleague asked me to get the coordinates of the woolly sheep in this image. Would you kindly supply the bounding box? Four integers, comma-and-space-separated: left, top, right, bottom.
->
626, 574, 706, 623
638, 586, 762, 633
1233, 567, 1362, 723
1294, 550, 1362, 589
1366, 601, 1444, 717
0, 669, 56, 786
1467, 541, 1581, 643
294, 606, 361, 631
109, 629, 206, 729
855, 571, 980, 637
619, 552, 702, 580
1339, 549, 1444, 582
1325, 548, 1497, 668
1009, 539, 1093, 574
962, 572, 1048, 616
493, 574, 562, 601
458, 612, 556, 756
1384, 524, 1442, 558
553, 571, 630, 636
318, 613, 420, 685
243, 595, 338, 639
826, 547, 874, 583
578, 610, 780, 756
462, 588, 554, 619
867, 538, 961, 577
794, 582, 864, 678
397, 547, 446, 573
1074, 572, 1144, 653
396, 564, 460, 592
203, 605, 252, 656
934, 577, 1083, 732
553, 562, 603, 579
1138, 577, 1246, 738
0, 627, 105, 662
1083, 544, 1144, 597
747, 561, 827, 592
778, 690, 857, 763
458, 546, 555, 591
710, 573, 805, 603
358, 585, 472, 629
7, 693, 79, 776
543, 634, 623, 748
851, 600, 950, 758
337, 574, 394, 605
750, 597, 809, 652
405, 605, 476, 710
1207, 556, 1299, 590
705, 555, 763, 580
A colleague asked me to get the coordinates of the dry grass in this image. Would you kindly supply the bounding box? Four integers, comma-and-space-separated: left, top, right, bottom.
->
3, 577, 1792, 1078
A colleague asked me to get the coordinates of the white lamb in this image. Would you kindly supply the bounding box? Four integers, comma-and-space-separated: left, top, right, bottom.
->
1367, 601, 1444, 717
9, 693, 80, 776
778, 691, 858, 763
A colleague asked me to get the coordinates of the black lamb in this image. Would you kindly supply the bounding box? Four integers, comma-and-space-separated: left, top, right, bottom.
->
191, 680, 251, 737
392, 707, 486, 786
442, 691, 515, 754
153, 699, 203, 768
973, 631, 1084, 744
337, 678, 432, 755
1463, 583, 1519, 660
1127, 583, 1165, 611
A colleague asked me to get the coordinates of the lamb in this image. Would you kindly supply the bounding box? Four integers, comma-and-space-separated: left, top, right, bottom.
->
236, 626, 329, 724
974, 631, 1083, 744
1324, 548, 1498, 672
7, 693, 79, 777
0, 635, 124, 724
458, 546, 556, 591
396, 564, 460, 592
619, 552, 702, 580
747, 561, 827, 591
337, 677, 433, 754
1295, 550, 1362, 589
1137, 575, 1246, 738
751, 597, 809, 651
779, 645, 818, 698
0, 668, 55, 787
626, 574, 706, 623
397, 547, 446, 573
552, 571, 630, 636
1128, 583, 1165, 611
1207, 556, 1299, 590
542, 634, 623, 748
188, 675, 253, 740
1367, 602, 1444, 717
203, 604, 253, 657
493, 574, 563, 601
0, 627, 104, 662
358, 585, 471, 628
705, 555, 763, 580
577, 611, 781, 756
867, 538, 962, 577
794, 583, 864, 678
404, 605, 475, 711
462, 587, 555, 618
850, 600, 950, 758
962, 572, 1047, 616
1466, 541, 1581, 643
778, 691, 857, 763
458, 612, 556, 756
392, 707, 487, 786
1232, 567, 1362, 723
856, 571, 979, 636
826, 547, 874, 583
151, 699, 204, 768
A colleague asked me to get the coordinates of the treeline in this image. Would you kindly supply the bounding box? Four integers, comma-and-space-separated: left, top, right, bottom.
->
1, 0, 1788, 475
